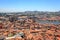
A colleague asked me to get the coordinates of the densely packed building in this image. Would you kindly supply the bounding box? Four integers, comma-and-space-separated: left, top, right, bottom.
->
0, 14, 60, 40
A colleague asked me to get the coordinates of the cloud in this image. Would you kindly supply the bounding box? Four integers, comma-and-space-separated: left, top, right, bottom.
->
0, 8, 23, 12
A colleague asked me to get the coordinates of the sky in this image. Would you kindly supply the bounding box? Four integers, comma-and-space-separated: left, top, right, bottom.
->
0, 0, 60, 12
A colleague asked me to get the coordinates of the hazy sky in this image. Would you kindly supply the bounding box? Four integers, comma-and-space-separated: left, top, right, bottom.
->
0, 0, 60, 12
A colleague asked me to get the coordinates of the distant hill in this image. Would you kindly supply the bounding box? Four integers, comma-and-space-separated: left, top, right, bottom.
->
0, 11, 60, 16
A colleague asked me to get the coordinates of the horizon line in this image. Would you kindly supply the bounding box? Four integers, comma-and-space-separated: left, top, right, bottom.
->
0, 10, 60, 13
